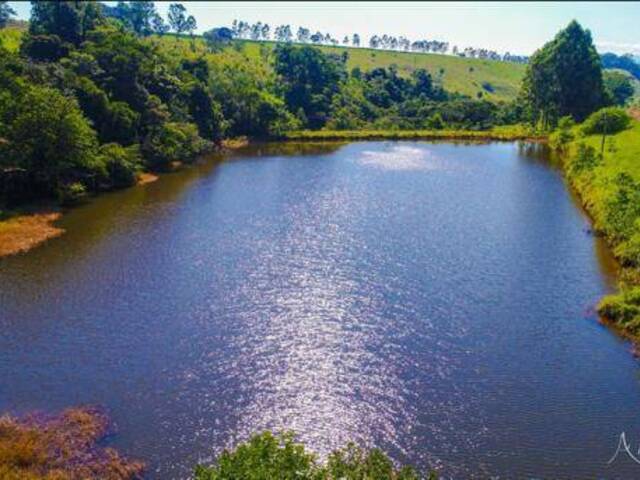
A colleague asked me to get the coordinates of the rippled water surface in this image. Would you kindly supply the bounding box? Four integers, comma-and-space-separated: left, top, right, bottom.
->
2, 141, 640, 478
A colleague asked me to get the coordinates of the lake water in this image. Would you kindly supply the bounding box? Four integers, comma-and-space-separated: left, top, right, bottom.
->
2, 141, 640, 479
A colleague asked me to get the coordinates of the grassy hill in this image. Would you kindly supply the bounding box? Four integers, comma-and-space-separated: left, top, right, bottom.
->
1, 24, 526, 102
237, 40, 526, 102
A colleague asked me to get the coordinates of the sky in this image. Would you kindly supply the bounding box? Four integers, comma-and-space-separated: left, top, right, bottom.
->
8, 1, 640, 56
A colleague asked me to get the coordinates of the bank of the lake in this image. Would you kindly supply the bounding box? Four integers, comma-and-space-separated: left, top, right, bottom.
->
556, 119, 640, 337
284, 125, 545, 142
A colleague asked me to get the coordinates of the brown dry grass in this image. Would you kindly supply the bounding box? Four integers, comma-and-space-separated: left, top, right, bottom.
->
221, 137, 250, 149
630, 107, 640, 121
137, 172, 159, 185
0, 406, 144, 480
0, 211, 64, 257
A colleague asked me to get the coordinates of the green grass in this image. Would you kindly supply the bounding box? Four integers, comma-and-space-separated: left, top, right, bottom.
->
238, 40, 526, 102
558, 118, 640, 335
147, 36, 526, 102
284, 124, 543, 141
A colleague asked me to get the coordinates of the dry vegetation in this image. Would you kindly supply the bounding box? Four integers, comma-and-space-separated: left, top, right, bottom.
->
0, 406, 144, 480
0, 210, 64, 257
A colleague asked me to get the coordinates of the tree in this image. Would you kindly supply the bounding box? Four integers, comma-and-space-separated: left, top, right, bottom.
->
127, 1, 158, 36
152, 14, 170, 34
1, 86, 98, 193
0, 1, 16, 28
167, 3, 187, 35
521, 20, 606, 127
184, 15, 197, 37
296, 27, 310, 43
274, 44, 346, 128
604, 70, 635, 106
203, 27, 234, 51
352, 33, 360, 47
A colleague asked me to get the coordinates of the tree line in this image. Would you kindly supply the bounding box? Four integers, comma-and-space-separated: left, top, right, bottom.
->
230, 18, 529, 64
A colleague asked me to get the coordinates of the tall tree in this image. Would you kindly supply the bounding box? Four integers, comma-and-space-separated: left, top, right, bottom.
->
29, 1, 103, 45
274, 44, 346, 128
0, 1, 16, 28
167, 3, 187, 35
127, 1, 157, 36
521, 20, 606, 127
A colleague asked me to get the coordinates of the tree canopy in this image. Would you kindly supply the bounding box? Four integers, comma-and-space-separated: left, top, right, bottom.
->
521, 20, 606, 127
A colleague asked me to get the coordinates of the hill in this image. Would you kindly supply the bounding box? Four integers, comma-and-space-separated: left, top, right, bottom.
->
236, 40, 527, 102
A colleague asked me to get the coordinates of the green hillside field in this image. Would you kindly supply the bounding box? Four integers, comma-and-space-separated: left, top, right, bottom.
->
1, 24, 527, 102
236, 40, 527, 102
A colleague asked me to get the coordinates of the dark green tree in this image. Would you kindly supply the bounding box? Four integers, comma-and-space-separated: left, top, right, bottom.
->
604, 70, 635, 106
521, 20, 606, 127
0, 1, 16, 28
274, 44, 346, 128
29, 1, 103, 46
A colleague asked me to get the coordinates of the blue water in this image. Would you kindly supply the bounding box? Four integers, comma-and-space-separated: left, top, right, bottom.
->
2, 141, 640, 479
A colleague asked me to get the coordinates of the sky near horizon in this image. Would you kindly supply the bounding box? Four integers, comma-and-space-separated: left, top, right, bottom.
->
7, 1, 640, 56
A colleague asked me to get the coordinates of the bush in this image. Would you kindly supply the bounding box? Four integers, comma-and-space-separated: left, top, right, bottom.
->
57, 182, 87, 205
99, 143, 142, 188
598, 287, 640, 333
567, 142, 600, 177
581, 107, 631, 135
550, 116, 576, 151
194, 432, 431, 480
142, 122, 211, 170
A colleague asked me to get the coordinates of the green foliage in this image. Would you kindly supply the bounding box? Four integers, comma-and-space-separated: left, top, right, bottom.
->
274, 44, 347, 128
598, 287, 640, 333
604, 70, 635, 106
142, 122, 210, 169
28, 1, 103, 46
57, 181, 87, 206
521, 20, 606, 127
0, 1, 16, 29
581, 107, 631, 135
98, 142, 142, 188
0, 85, 98, 194
194, 432, 430, 480
549, 115, 576, 151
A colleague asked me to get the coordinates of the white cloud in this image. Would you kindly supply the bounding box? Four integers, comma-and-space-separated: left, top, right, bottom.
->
596, 41, 640, 56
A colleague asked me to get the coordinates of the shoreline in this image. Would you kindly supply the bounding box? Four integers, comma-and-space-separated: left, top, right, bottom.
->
282, 127, 547, 142
0, 131, 542, 259
556, 120, 640, 340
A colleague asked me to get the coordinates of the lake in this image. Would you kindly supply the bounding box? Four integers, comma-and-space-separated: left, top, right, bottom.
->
2, 141, 640, 478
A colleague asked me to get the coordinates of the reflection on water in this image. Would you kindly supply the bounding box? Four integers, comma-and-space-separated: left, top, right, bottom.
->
0, 141, 638, 479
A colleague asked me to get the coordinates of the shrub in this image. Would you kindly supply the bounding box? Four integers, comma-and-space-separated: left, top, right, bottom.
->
481, 82, 494, 93
598, 287, 640, 333
142, 122, 211, 169
0, 406, 144, 479
99, 143, 142, 188
581, 107, 631, 135
567, 142, 600, 177
194, 432, 430, 480
57, 181, 87, 205
549, 116, 576, 151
